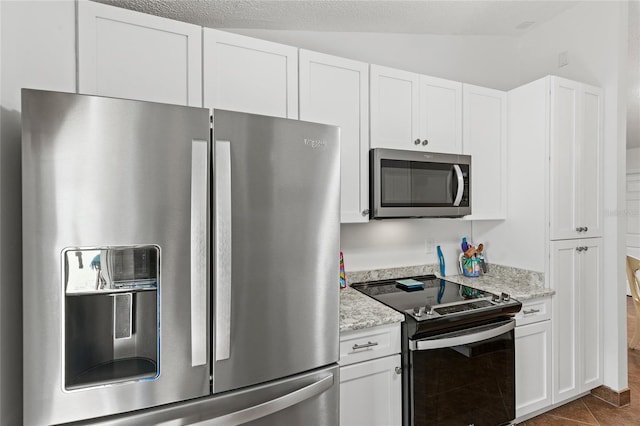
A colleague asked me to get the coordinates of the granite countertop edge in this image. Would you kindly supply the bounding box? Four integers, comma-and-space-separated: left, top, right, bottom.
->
339, 263, 555, 333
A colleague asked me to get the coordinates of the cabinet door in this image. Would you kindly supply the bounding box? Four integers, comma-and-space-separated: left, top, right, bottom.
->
550, 238, 603, 404
299, 50, 369, 223
462, 84, 507, 219
550, 78, 603, 240
203, 29, 297, 119
550, 239, 579, 403
340, 354, 402, 426
549, 78, 580, 240
419, 75, 462, 154
577, 85, 603, 238
370, 65, 420, 150
78, 1, 202, 106
515, 320, 552, 418
580, 238, 603, 391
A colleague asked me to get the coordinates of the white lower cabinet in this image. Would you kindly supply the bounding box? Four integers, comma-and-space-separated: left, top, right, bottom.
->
340, 353, 402, 426
515, 316, 552, 419
339, 323, 402, 426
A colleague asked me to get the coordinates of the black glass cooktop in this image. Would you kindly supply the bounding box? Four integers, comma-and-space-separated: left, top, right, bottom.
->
351, 274, 521, 324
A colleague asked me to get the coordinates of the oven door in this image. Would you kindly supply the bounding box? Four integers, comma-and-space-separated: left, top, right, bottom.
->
408, 319, 515, 426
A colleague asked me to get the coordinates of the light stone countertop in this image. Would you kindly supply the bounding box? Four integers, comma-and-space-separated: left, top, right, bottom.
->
339, 286, 404, 333
339, 263, 555, 333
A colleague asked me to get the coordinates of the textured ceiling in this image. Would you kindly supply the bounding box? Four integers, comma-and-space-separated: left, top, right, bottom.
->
94, 0, 578, 36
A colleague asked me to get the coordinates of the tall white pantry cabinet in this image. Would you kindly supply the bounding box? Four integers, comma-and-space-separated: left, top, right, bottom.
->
508, 76, 604, 410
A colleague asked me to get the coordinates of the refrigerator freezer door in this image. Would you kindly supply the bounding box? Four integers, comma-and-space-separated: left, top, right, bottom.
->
21, 90, 211, 425
212, 110, 340, 393
72, 365, 339, 425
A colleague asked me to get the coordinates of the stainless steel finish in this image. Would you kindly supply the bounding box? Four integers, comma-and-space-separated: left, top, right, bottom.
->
409, 320, 515, 351
395, 366, 402, 375
370, 148, 471, 218
421, 139, 429, 146
76, 365, 339, 426
22, 89, 210, 426
414, 138, 421, 145
212, 110, 340, 394
523, 309, 541, 315
453, 164, 464, 207
352, 341, 379, 351
194, 375, 333, 426
191, 139, 209, 368
214, 140, 232, 362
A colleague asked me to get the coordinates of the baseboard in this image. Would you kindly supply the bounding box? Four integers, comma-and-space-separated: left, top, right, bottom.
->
591, 385, 631, 407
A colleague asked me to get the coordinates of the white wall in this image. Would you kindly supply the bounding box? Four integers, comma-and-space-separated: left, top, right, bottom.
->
0, 1, 76, 423
229, 29, 521, 91
340, 219, 471, 274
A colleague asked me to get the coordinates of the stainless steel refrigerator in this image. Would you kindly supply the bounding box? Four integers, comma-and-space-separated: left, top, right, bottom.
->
21, 89, 340, 425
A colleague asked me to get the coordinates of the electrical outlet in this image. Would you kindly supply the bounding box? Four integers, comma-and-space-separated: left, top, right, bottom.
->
425, 238, 435, 254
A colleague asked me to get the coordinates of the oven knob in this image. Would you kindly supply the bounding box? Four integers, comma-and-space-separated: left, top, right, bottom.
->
501, 292, 511, 302
492, 293, 501, 303
413, 307, 424, 317
425, 305, 434, 315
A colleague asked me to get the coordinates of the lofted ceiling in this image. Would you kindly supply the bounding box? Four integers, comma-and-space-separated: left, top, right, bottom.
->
95, 0, 639, 149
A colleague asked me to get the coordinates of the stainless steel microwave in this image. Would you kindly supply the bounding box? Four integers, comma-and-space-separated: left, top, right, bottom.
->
369, 148, 471, 219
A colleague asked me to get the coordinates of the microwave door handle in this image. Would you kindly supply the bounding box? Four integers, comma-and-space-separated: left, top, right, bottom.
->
452, 164, 464, 207
215, 140, 232, 362
190, 140, 208, 367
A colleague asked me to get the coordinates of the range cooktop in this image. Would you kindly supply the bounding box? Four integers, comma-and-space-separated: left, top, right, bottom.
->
351, 275, 521, 332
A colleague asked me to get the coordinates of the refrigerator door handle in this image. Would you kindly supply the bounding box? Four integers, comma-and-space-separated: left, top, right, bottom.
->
191, 140, 209, 367
215, 140, 232, 361
194, 374, 334, 426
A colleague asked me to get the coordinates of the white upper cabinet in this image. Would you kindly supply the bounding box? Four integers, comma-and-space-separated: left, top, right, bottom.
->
370, 65, 420, 150
549, 77, 603, 240
463, 84, 507, 220
370, 65, 462, 154
204, 29, 298, 119
78, 1, 202, 106
419, 75, 463, 153
299, 50, 370, 223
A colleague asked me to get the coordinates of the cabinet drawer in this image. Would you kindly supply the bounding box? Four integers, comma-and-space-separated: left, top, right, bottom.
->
339, 323, 401, 366
515, 297, 551, 326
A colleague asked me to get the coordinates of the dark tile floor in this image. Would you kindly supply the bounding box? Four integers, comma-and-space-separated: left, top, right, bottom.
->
518, 297, 640, 425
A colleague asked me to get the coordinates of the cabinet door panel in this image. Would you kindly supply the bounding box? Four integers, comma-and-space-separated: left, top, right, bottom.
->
419, 75, 462, 154
462, 84, 507, 219
578, 86, 603, 238
204, 29, 297, 119
299, 50, 369, 223
551, 240, 579, 402
581, 239, 603, 389
78, 1, 202, 106
550, 78, 579, 240
515, 321, 552, 418
370, 65, 419, 150
340, 354, 402, 426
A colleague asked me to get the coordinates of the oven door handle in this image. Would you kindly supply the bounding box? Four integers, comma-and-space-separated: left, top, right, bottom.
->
409, 320, 514, 351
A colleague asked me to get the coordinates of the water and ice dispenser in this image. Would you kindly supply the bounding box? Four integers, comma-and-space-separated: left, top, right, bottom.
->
63, 246, 160, 390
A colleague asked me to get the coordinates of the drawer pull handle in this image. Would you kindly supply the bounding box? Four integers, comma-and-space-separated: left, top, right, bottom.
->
395, 366, 402, 375
523, 308, 541, 315
352, 341, 378, 351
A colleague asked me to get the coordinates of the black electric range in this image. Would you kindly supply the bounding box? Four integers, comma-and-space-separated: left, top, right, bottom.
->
352, 274, 522, 426
351, 274, 522, 339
